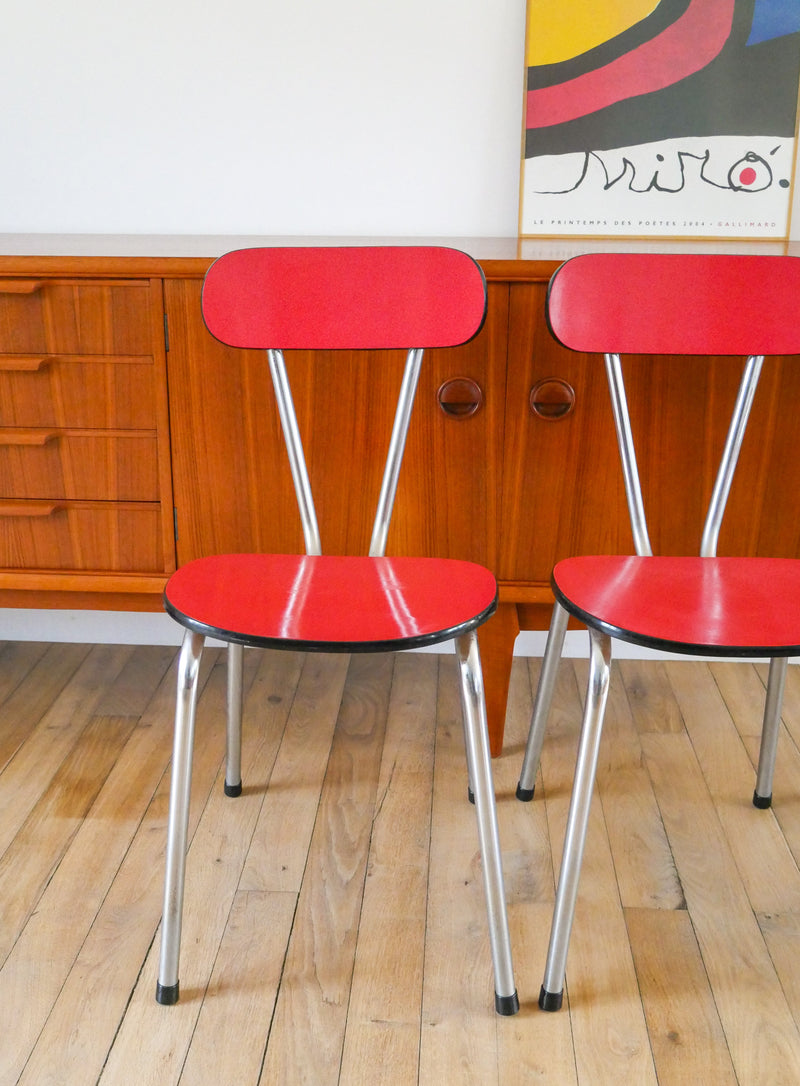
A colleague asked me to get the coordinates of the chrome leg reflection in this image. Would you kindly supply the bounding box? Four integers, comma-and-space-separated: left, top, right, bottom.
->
517, 601, 569, 801
754, 655, 787, 809
455, 631, 519, 1016
156, 629, 205, 1005
540, 627, 612, 1011
225, 642, 243, 797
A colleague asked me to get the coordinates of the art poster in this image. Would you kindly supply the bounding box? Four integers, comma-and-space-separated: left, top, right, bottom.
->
520, 0, 800, 238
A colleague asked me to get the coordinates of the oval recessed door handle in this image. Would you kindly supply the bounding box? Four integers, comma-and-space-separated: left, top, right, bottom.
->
437, 377, 483, 419
530, 378, 575, 420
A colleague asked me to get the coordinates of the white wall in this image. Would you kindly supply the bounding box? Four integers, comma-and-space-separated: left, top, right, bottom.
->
2, 4, 799, 239
0, 0, 527, 237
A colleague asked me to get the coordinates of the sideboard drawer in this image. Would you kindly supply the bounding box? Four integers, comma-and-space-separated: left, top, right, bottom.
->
0, 355, 157, 428
0, 500, 164, 572
0, 430, 159, 501
0, 273, 175, 592
0, 280, 155, 355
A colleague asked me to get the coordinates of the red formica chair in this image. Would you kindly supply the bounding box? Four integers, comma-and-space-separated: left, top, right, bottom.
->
515, 252, 800, 1011
155, 245, 519, 1016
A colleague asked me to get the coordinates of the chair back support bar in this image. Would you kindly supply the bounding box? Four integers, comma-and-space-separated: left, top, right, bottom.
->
604, 349, 765, 558
369, 346, 424, 557
699, 352, 764, 557
603, 352, 652, 557
267, 348, 323, 556
202, 246, 487, 559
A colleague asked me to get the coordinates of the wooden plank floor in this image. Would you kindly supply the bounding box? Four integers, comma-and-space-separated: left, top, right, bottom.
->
2, 641, 800, 1084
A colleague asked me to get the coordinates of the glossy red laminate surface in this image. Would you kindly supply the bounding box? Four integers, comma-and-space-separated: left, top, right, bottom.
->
165, 553, 498, 651
201, 246, 488, 350
546, 253, 800, 357
553, 555, 800, 655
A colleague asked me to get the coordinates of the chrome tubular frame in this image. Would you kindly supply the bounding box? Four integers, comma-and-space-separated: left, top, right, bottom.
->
156, 629, 205, 1004
540, 627, 612, 1010
455, 630, 519, 1014
268, 348, 323, 558
529, 350, 784, 1012
700, 354, 764, 558
370, 347, 424, 558
755, 655, 787, 807
267, 343, 425, 561
517, 601, 569, 800
225, 642, 244, 797
605, 353, 653, 558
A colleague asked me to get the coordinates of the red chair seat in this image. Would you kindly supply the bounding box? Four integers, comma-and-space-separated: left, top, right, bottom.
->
554, 555, 800, 656
165, 553, 498, 651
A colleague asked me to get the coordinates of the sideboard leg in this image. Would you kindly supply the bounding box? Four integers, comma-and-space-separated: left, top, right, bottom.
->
478, 602, 520, 757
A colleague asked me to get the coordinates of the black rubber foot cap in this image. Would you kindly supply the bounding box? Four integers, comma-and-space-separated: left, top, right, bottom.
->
156, 981, 180, 1005
224, 780, 242, 798
753, 790, 772, 809
539, 986, 563, 1012
468, 787, 475, 805
496, 990, 520, 1016
516, 783, 535, 802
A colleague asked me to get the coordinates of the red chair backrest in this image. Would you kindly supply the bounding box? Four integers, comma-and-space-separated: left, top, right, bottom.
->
202, 246, 487, 351
546, 253, 800, 357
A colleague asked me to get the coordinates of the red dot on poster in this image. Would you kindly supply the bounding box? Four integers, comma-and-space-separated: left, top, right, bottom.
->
739, 167, 757, 186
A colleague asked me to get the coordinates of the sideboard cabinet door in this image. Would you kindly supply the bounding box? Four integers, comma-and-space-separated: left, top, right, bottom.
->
499, 280, 632, 588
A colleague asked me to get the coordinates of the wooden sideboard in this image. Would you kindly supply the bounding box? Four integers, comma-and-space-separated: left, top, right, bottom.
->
1, 237, 798, 754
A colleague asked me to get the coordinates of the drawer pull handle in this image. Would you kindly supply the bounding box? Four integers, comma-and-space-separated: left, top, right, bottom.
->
0, 501, 61, 517
0, 281, 44, 295
437, 377, 483, 419
0, 357, 49, 372
0, 431, 58, 447
530, 378, 575, 420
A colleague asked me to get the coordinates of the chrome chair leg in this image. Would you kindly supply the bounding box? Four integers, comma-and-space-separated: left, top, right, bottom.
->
540, 627, 612, 1011
156, 629, 205, 1005
754, 655, 787, 809
517, 601, 569, 801
457, 687, 476, 804
455, 631, 519, 1016
225, 642, 244, 797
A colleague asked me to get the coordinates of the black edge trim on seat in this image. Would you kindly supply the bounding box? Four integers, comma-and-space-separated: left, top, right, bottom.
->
552, 580, 800, 659
163, 593, 498, 654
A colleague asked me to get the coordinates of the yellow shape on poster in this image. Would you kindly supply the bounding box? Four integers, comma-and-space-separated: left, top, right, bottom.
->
527, 0, 660, 66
